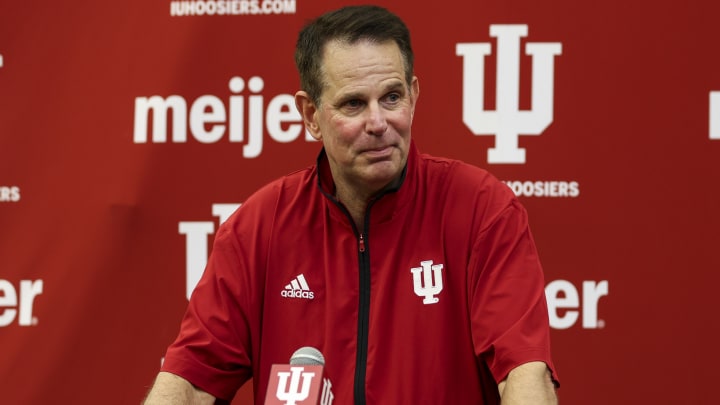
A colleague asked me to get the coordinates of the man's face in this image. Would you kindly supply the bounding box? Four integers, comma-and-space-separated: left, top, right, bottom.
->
297, 39, 419, 197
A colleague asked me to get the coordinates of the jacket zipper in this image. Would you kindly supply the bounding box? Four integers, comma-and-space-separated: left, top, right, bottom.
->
354, 229, 370, 405
318, 156, 406, 404
358, 233, 366, 252
326, 194, 375, 405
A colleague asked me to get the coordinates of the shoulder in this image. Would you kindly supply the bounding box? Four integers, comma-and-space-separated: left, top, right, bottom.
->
251, 165, 317, 203
411, 152, 528, 235
415, 152, 516, 204
217, 165, 318, 236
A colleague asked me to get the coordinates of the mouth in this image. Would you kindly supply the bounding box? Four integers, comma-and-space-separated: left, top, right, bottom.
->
361, 145, 394, 160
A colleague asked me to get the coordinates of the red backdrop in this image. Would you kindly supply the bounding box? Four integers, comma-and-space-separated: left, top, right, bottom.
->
1, 0, 719, 403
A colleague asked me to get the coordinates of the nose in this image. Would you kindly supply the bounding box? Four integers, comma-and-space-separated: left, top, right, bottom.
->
365, 102, 388, 136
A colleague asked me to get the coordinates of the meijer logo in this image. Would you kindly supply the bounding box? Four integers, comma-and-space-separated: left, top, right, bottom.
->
546, 280, 608, 329
134, 76, 315, 159
457, 25, 562, 164
0, 279, 43, 327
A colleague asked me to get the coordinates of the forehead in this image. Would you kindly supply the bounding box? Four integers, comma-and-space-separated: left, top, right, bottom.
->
319, 39, 406, 90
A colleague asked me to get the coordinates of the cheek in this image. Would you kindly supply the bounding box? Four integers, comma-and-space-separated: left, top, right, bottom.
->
389, 110, 414, 134
329, 117, 363, 143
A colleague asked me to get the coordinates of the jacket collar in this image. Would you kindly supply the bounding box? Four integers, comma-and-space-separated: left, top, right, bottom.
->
315, 141, 418, 228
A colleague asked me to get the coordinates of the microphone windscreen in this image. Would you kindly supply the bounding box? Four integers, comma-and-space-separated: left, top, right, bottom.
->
289, 346, 325, 366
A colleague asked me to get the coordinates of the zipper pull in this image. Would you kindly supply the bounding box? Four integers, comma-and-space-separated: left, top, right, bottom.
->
358, 233, 366, 253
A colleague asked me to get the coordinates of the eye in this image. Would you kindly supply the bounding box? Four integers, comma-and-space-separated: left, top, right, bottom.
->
345, 99, 364, 108
339, 98, 365, 114
383, 92, 402, 106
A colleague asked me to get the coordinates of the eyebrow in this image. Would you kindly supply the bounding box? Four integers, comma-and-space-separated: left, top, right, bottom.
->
381, 80, 406, 94
335, 80, 406, 105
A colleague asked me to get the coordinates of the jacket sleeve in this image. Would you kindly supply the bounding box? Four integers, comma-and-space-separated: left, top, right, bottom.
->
161, 202, 268, 401
468, 198, 559, 386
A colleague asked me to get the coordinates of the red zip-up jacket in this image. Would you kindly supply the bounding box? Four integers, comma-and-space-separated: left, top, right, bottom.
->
162, 142, 558, 404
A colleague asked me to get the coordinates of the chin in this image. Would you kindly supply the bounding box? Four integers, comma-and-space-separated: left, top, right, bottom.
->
365, 163, 403, 185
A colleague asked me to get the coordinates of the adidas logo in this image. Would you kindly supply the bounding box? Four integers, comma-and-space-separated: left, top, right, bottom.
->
281, 274, 315, 299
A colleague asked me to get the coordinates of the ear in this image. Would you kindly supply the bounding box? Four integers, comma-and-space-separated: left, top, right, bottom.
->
409, 76, 420, 122
295, 91, 322, 141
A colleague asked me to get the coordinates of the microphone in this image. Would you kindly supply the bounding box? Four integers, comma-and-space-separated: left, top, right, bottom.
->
290, 347, 325, 366
264, 347, 334, 405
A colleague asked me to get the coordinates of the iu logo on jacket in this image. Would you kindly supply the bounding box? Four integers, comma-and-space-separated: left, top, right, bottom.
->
411, 260, 444, 304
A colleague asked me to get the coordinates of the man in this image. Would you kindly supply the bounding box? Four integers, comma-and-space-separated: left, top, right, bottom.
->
144, 5, 559, 404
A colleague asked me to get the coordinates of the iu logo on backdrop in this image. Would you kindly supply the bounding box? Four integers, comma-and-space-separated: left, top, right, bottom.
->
456, 25, 562, 164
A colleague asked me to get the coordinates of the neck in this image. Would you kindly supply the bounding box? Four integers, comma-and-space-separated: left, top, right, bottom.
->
334, 174, 404, 233
334, 185, 371, 233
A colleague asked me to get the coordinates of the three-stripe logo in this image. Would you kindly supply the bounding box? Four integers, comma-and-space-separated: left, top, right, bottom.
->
281, 274, 315, 299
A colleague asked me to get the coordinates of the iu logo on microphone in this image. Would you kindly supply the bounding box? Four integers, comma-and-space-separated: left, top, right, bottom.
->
411, 260, 444, 304
456, 25, 562, 164
275, 366, 316, 405
267, 364, 333, 405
